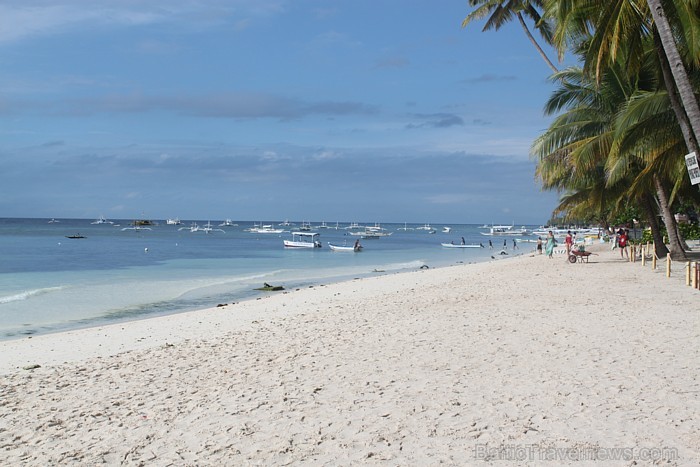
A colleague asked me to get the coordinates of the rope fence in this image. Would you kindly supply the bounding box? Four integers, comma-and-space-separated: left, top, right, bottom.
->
630, 242, 700, 290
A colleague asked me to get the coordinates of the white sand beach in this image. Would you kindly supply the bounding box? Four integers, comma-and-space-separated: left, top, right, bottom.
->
1, 244, 698, 465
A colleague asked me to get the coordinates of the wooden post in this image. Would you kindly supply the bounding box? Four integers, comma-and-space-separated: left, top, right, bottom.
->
642, 247, 646, 266
686, 261, 691, 286
692, 262, 698, 289
666, 253, 671, 278
631, 244, 636, 263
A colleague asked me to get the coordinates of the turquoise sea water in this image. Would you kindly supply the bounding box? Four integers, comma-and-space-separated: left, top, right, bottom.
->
0, 218, 536, 340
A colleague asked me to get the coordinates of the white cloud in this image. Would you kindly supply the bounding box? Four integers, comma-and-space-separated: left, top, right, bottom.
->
0, 0, 288, 44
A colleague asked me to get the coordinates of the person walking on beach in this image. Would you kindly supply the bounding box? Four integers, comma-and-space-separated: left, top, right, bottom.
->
503, 239, 507, 250
536, 237, 543, 254
545, 231, 557, 258
565, 230, 573, 256
512, 238, 518, 250
618, 228, 629, 259
488, 239, 493, 249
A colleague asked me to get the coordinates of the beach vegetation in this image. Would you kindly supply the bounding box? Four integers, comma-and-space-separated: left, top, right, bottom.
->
462, 0, 700, 260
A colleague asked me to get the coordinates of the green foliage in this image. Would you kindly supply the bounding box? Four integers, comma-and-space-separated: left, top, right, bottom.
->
640, 222, 700, 243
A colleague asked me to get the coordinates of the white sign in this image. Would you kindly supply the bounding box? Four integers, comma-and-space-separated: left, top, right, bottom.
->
685, 151, 700, 185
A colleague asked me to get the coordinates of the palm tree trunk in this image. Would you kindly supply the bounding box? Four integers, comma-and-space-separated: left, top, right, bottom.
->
516, 12, 558, 74
641, 192, 669, 258
654, 175, 687, 260
654, 30, 700, 155
648, 0, 700, 145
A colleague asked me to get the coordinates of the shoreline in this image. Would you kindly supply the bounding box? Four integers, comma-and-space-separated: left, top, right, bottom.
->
1, 244, 698, 464
0, 249, 531, 373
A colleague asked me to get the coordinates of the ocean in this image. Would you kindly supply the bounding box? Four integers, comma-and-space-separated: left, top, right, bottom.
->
0, 218, 536, 340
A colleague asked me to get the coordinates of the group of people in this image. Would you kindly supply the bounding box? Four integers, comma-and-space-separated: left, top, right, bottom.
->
534, 227, 631, 260
536, 230, 575, 259
486, 239, 518, 250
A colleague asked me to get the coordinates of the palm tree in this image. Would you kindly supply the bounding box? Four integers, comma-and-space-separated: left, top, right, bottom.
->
646, 0, 700, 149
462, 0, 559, 73
532, 66, 630, 224
548, 0, 700, 157
532, 58, 688, 258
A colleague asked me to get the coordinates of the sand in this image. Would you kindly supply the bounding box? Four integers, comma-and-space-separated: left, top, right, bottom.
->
0, 244, 698, 465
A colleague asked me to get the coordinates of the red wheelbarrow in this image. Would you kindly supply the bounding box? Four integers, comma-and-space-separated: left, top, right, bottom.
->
568, 249, 593, 263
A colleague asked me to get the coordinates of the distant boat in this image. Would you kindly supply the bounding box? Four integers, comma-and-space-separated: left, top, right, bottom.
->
349, 225, 393, 238
397, 222, 414, 231
416, 224, 433, 231
48, 218, 60, 223
246, 224, 285, 234
345, 222, 364, 231
121, 226, 152, 231
166, 218, 182, 225
328, 242, 362, 252
480, 225, 530, 236
65, 234, 86, 239
200, 221, 225, 234
132, 219, 155, 226
91, 216, 113, 225
219, 219, 237, 226
442, 226, 452, 233
283, 231, 322, 248
441, 243, 482, 249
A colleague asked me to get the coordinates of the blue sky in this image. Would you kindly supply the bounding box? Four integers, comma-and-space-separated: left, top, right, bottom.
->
0, 0, 564, 224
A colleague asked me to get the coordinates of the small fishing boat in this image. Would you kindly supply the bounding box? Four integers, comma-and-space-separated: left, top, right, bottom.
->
65, 234, 86, 239
441, 243, 483, 248
328, 242, 362, 252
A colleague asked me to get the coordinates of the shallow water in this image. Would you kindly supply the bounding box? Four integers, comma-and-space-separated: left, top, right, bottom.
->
0, 218, 536, 339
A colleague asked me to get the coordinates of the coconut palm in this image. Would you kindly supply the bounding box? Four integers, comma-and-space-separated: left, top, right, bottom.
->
532, 57, 689, 258
646, 0, 700, 148
547, 0, 700, 156
462, 0, 559, 73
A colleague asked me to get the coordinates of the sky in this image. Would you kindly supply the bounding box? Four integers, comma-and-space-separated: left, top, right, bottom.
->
0, 0, 565, 224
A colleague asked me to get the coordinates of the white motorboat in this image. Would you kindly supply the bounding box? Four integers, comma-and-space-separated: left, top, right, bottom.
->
328, 242, 362, 252
91, 216, 113, 225
349, 225, 393, 238
246, 224, 285, 234
166, 218, 182, 225
480, 225, 530, 236
284, 231, 322, 248
441, 242, 483, 248
219, 219, 237, 226
442, 226, 452, 233
416, 223, 433, 231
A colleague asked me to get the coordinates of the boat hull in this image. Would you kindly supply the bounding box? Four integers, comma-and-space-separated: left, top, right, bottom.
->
283, 241, 321, 248
328, 243, 362, 252
441, 243, 482, 248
